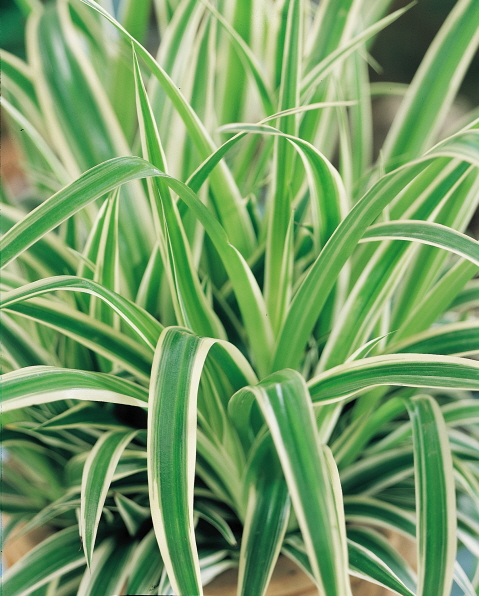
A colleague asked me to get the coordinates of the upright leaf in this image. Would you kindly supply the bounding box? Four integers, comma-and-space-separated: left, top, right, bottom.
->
231, 369, 351, 595
406, 395, 456, 596
237, 436, 291, 596
133, 51, 226, 339
382, 0, 479, 169
80, 430, 138, 565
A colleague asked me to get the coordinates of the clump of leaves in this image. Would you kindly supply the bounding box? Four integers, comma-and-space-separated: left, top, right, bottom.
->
1, 0, 479, 595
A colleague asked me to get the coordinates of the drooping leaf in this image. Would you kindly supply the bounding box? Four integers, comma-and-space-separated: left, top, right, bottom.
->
0, 275, 163, 349
1, 157, 160, 269
308, 354, 479, 404
1, 366, 148, 413
360, 220, 479, 267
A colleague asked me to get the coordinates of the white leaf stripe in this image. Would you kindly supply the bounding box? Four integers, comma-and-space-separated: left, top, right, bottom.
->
77, 538, 135, 596
273, 130, 479, 370
237, 438, 290, 596
148, 327, 256, 595
360, 220, 479, 266
148, 328, 204, 595
1, 526, 85, 596
308, 354, 479, 403
347, 539, 415, 596
80, 430, 138, 566
78, 0, 256, 256
1, 366, 148, 413
0, 157, 161, 269
4, 298, 152, 381
407, 395, 456, 596
241, 370, 351, 595
0, 275, 162, 349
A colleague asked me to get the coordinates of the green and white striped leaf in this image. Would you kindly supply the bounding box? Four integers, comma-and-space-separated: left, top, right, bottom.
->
1, 526, 85, 596
300, 4, 412, 100
80, 430, 138, 565
308, 354, 479, 404
232, 369, 351, 595
194, 501, 237, 546
114, 493, 150, 537
0, 157, 160, 269
343, 496, 416, 537
133, 51, 226, 340
382, 0, 479, 168
148, 327, 213, 595
237, 436, 291, 596
37, 402, 129, 431
0, 96, 70, 185
450, 278, 479, 312
273, 129, 479, 371
147, 328, 255, 591
347, 527, 416, 592
0, 275, 163, 349
1, 204, 78, 277
201, 0, 274, 117
283, 531, 415, 596
406, 395, 456, 596
1, 366, 148, 412
360, 220, 479, 266
79, 0, 256, 257
125, 529, 164, 595
264, 0, 302, 333
77, 538, 135, 596
347, 538, 415, 596
387, 321, 479, 357
4, 298, 153, 380
147, 175, 273, 376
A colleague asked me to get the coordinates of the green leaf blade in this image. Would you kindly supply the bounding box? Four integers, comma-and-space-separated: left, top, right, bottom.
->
0, 157, 160, 270
238, 438, 291, 596
148, 327, 210, 595
237, 369, 351, 595
2, 526, 85, 596
80, 430, 137, 566
360, 220, 479, 267
406, 395, 456, 596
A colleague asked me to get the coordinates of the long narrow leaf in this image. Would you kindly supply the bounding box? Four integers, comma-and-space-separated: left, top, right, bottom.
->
237, 437, 291, 596
231, 369, 351, 595
78, 0, 255, 256
133, 51, 226, 340
274, 130, 479, 370
80, 430, 138, 565
0, 157, 160, 269
125, 529, 164, 595
360, 220, 479, 266
77, 538, 134, 596
308, 354, 479, 404
4, 298, 152, 380
406, 395, 456, 596
1, 526, 85, 596
382, 0, 479, 168
0, 275, 163, 349
1, 366, 148, 412
148, 327, 210, 594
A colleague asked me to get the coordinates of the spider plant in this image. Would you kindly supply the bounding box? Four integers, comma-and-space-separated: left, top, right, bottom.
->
1, 0, 479, 595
